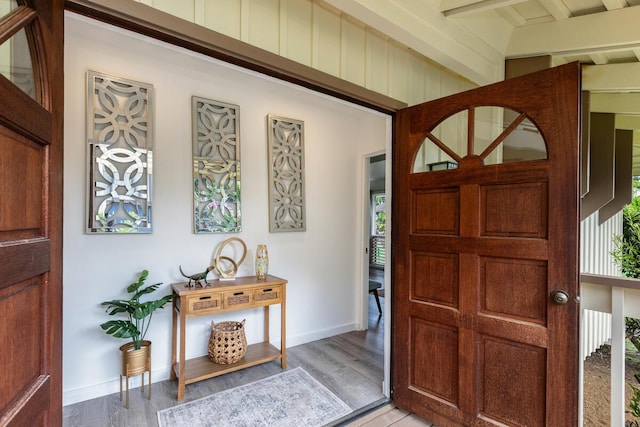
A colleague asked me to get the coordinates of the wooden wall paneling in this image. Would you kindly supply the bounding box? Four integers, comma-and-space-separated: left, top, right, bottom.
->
201, 0, 241, 39
247, 0, 279, 54
424, 60, 444, 102
365, 29, 388, 94
340, 16, 366, 87
239, 0, 249, 41
598, 128, 633, 224
407, 54, 426, 107
194, 0, 204, 26
121, 0, 475, 108
312, 2, 341, 76
281, 0, 312, 66
389, 42, 410, 104
447, 71, 476, 98
581, 112, 616, 220
66, 0, 407, 112
151, 0, 194, 22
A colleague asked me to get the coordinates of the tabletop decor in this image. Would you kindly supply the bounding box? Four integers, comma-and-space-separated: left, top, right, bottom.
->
255, 244, 269, 279
212, 237, 247, 279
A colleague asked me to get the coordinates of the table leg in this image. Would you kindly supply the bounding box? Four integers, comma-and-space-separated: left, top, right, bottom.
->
177, 299, 186, 400
264, 306, 270, 343
281, 286, 287, 368
170, 294, 177, 380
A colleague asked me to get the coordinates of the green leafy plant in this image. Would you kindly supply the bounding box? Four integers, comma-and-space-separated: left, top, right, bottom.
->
612, 197, 640, 280
628, 379, 640, 426
612, 198, 640, 354
612, 193, 640, 423
100, 270, 174, 350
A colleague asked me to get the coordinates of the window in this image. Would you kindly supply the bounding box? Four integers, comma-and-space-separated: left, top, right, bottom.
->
371, 192, 386, 266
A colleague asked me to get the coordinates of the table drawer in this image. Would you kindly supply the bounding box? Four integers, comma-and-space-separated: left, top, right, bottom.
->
223, 289, 253, 309
253, 285, 282, 305
186, 293, 222, 315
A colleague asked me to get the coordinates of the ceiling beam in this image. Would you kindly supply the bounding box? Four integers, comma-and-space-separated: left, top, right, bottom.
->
497, 5, 526, 26
602, 0, 629, 10
441, 0, 527, 17
588, 53, 609, 65
537, 0, 571, 20
583, 63, 640, 92
590, 92, 640, 114
322, 0, 504, 85
506, 6, 640, 58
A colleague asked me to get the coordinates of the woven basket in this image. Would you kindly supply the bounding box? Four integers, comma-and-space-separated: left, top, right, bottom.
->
208, 319, 247, 364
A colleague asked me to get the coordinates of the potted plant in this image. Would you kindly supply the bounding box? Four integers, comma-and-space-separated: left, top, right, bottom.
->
100, 269, 173, 407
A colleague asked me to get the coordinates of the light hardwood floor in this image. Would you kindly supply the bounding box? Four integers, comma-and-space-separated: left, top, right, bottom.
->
64, 290, 394, 426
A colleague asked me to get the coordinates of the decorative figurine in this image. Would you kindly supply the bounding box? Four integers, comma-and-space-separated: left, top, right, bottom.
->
179, 265, 214, 287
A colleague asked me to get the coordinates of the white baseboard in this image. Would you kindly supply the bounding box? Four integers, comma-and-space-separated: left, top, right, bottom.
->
284, 322, 357, 348
63, 366, 172, 406
63, 322, 358, 406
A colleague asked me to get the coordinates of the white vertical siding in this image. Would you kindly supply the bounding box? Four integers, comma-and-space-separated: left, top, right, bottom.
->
580, 211, 622, 359
281, 0, 312, 66
365, 28, 389, 95
202, 0, 241, 39
247, 0, 280, 54
133, 0, 477, 105
312, 3, 341, 76
340, 17, 366, 87
151, 0, 194, 21
580, 211, 621, 276
389, 42, 411, 103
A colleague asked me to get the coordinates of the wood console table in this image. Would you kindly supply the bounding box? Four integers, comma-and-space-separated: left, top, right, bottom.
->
170, 275, 287, 400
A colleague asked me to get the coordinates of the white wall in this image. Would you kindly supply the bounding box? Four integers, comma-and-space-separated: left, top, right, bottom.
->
63, 12, 390, 405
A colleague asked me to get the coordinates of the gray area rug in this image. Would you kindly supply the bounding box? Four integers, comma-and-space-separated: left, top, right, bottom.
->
157, 367, 352, 426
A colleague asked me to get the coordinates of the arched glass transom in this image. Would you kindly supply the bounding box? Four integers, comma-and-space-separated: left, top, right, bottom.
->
413, 106, 547, 173
0, 1, 37, 100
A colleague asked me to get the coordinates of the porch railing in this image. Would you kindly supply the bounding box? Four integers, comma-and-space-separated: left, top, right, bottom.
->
370, 235, 385, 267
581, 273, 640, 426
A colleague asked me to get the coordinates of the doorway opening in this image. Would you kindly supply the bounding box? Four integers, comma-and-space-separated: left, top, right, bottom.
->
362, 151, 391, 399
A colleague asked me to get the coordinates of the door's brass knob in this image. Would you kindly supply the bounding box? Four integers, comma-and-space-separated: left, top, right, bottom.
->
550, 289, 569, 305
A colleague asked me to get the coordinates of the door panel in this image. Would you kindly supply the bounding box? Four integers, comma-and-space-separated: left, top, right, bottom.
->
392, 63, 580, 426
0, 1, 63, 425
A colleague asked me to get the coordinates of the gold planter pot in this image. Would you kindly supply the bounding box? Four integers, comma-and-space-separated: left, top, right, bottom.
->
119, 340, 151, 408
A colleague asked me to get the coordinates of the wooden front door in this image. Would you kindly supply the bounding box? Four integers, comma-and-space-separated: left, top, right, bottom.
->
392, 63, 580, 426
0, 1, 63, 425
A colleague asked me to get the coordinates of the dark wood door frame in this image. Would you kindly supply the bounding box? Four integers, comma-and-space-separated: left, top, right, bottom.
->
0, 0, 64, 425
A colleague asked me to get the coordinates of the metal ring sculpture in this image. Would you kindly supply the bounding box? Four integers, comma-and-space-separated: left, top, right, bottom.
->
213, 237, 247, 279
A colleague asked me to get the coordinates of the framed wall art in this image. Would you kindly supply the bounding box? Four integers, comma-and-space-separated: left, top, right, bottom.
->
86, 70, 154, 233
192, 96, 241, 233
267, 114, 306, 232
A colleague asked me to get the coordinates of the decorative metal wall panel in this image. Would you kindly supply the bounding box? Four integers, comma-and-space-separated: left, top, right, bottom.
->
192, 96, 241, 233
267, 114, 306, 232
86, 70, 154, 233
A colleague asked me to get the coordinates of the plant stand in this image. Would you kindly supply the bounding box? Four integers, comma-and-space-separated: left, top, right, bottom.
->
119, 340, 151, 409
